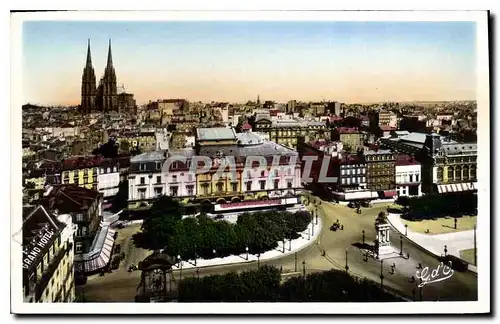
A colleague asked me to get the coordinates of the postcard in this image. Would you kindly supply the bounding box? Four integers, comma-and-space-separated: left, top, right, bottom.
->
10, 10, 490, 315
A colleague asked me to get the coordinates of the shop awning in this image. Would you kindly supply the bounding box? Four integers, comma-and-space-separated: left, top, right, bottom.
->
437, 182, 477, 193
75, 226, 116, 273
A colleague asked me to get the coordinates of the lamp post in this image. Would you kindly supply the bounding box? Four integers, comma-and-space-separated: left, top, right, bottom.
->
380, 260, 384, 289
405, 224, 408, 236
294, 252, 298, 272
454, 217, 457, 230
474, 225, 477, 266
345, 248, 349, 273
302, 260, 306, 278
362, 230, 365, 245
399, 235, 403, 256
257, 253, 261, 269
177, 254, 183, 281
245, 246, 249, 260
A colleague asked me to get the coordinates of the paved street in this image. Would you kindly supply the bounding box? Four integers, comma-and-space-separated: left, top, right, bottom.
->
82, 198, 478, 302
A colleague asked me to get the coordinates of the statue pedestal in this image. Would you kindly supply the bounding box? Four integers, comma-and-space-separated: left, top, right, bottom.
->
376, 223, 392, 256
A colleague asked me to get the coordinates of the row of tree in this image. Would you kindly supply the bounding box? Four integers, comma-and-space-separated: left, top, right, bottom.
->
178, 266, 403, 302
396, 192, 477, 220
139, 196, 312, 260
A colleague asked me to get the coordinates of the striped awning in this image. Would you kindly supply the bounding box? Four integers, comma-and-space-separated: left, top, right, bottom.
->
75, 227, 116, 273
437, 182, 477, 193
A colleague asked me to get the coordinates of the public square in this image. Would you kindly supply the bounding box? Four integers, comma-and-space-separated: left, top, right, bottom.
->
82, 197, 478, 302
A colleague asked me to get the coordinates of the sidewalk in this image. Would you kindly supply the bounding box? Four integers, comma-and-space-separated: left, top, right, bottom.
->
387, 213, 474, 259
172, 217, 323, 270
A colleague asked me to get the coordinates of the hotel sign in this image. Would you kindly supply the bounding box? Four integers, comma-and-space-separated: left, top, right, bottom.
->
22, 228, 56, 269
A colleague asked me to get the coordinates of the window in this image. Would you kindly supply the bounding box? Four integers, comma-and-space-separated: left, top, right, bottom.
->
341, 178, 346, 185
202, 184, 209, 195
156, 176, 162, 184
216, 182, 224, 192
172, 162, 179, 169
261, 170, 265, 177
447, 167, 454, 180
247, 171, 251, 178
347, 178, 351, 185
156, 162, 161, 170
170, 186, 178, 197
188, 174, 193, 182
415, 174, 419, 182
138, 188, 146, 200
231, 182, 238, 192
140, 177, 145, 185
455, 167, 461, 180
362, 177, 366, 183
172, 175, 178, 183
471, 166, 476, 179
154, 187, 162, 197
287, 168, 292, 176
437, 167, 443, 181
274, 170, 279, 177
139, 164, 146, 171
187, 185, 194, 196
274, 179, 279, 189
246, 181, 252, 191
82, 226, 88, 236
287, 181, 293, 189
259, 180, 266, 190
341, 169, 345, 176
409, 174, 413, 183
75, 242, 83, 254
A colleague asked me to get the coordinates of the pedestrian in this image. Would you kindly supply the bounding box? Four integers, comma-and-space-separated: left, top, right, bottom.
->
341, 224, 344, 230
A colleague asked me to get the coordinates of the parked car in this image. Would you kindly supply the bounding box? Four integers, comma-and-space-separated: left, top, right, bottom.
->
439, 255, 469, 272
361, 200, 372, 208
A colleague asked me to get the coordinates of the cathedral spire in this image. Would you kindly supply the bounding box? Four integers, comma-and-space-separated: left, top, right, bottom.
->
86, 39, 93, 67
106, 39, 113, 69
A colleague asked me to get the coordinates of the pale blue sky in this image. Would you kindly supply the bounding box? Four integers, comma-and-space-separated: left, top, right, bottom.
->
22, 21, 477, 105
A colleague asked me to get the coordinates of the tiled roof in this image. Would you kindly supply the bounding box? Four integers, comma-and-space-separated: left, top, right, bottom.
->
41, 185, 101, 213
395, 154, 420, 166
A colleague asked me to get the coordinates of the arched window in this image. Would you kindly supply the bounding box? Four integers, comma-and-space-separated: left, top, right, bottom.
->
447, 167, 454, 181
439, 167, 445, 181
471, 166, 476, 180
455, 167, 461, 181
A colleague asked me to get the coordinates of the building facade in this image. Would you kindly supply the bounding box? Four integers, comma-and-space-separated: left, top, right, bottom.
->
395, 155, 422, 197
253, 114, 330, 149
364, 149, 396, 198
22, 205, 76, 303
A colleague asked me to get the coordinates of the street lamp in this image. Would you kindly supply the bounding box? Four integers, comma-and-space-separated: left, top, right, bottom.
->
362, 230, 365, 245
245, 246, 249, 260
345, 248, 349, 273
399, 235, 403, 256
380, 260, 384, 289
294, 252, 298, 272
405, 224, 408, 236
257, 253, 261, 269
177, 254, 183, 281
302, 260, 306, 278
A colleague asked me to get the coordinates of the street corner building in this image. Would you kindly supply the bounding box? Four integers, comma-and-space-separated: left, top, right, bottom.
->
39, 185, 117, 276
22, 205, 76, 303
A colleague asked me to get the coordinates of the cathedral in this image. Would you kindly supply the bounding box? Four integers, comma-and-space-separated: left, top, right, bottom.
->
80, 39, 136, 113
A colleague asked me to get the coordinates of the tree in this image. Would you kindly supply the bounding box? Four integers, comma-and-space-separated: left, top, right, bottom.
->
92, 139, 119, 158
141, 196, 184, 250
111, 180, 128, 213
375, 211, 387, 225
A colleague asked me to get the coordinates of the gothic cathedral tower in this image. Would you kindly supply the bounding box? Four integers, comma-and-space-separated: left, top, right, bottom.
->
101, 39, 118, 112
80, 39, 96, 113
